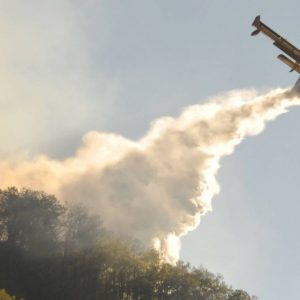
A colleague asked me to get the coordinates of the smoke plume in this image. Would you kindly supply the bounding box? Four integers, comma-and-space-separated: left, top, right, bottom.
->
0, 88, 299, 263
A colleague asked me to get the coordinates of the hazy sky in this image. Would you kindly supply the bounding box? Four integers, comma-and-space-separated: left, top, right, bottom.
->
1, 1, 300, 299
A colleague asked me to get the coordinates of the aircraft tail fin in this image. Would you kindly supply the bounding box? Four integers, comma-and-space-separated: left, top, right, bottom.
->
252, 15, 261, 27
251, 15, 261, 35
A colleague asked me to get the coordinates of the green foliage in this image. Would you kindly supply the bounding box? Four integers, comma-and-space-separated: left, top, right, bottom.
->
0, 187, 64, 257
0, 187, 255, 300
228, 290, 252, 300
0, 289, 23, 300
63, 203, 104, 252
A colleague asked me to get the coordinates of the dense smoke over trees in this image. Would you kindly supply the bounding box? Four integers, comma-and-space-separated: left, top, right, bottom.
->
2, 89, 298, 264
0, 188, 254, 300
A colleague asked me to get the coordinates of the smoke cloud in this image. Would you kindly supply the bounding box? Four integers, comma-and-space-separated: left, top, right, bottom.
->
0, 88, 299, 263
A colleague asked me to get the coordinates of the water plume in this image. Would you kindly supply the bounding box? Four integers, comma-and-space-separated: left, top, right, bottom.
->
0, 88, 299, 263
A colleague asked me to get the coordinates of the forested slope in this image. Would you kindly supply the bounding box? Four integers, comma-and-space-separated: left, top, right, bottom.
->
0, 188, 253, 300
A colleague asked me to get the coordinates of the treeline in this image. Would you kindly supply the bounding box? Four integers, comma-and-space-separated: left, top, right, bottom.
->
0, 187, 254, 300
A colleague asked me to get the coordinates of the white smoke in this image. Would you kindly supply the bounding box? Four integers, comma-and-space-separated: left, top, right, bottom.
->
0, 88, 299, 263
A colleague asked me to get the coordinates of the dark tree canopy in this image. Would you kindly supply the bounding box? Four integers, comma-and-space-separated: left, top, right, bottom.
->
0, 187, 64, 257
0, 187, 255, 300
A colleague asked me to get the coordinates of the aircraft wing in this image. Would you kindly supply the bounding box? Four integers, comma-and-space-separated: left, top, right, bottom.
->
277, 54, 300, 73
251, 15, 300, 72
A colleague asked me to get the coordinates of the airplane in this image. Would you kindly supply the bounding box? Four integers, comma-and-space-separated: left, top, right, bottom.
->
251, 15, 300, 93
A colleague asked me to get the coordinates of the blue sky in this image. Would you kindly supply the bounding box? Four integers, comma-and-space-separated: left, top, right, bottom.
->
1, 1, 300, 299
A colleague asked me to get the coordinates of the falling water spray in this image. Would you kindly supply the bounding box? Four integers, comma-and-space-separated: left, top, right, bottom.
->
0, 88, 299, 263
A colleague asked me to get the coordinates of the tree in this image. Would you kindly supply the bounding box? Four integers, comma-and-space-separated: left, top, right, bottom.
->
0, 188, 64, 300
228, 289, 252, 300
63, 203, 104, 254
0, 187, 64, 257
0, 289, 23, 300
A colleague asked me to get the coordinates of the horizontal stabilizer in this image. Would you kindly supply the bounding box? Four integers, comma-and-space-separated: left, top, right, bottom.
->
251, 29, 260, 36
277, 54, 300, 73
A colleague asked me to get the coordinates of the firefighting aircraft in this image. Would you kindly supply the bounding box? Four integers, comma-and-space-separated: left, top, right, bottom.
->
251, 15, 300, 92
251, 15, 300, 73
